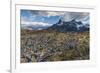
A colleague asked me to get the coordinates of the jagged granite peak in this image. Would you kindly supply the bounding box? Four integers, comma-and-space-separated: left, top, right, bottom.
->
46, 18, 89, 32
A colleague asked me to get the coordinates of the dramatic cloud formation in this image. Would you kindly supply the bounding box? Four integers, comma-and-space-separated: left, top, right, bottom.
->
29, 10, 89, 22
30, 10, 65, 17
62, 12, 89, 22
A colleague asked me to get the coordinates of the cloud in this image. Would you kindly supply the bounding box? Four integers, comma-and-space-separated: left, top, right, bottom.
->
30, 10, 65, 17
44, 11, 65, 17
29, 10, 89, 22
21, 20, 52, 27
62, 12, 89, 22
21, 15, 37, 22
75, 15, 89, 25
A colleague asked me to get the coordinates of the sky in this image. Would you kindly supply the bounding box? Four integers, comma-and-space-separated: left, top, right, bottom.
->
20, 9, 89, 30
21, 10, 61, 26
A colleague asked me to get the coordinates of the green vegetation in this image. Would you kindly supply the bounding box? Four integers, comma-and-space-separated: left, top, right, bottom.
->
21, 29, 89, 63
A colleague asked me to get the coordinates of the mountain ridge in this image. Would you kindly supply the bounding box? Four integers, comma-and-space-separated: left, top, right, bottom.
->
46, 18, 89, 32
21, 18, 89, 32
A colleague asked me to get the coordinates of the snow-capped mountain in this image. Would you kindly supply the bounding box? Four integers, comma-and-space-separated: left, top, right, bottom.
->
46, 18, 89, 32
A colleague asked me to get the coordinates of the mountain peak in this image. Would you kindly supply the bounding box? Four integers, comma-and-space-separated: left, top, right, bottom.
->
46, 18, 89, 32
